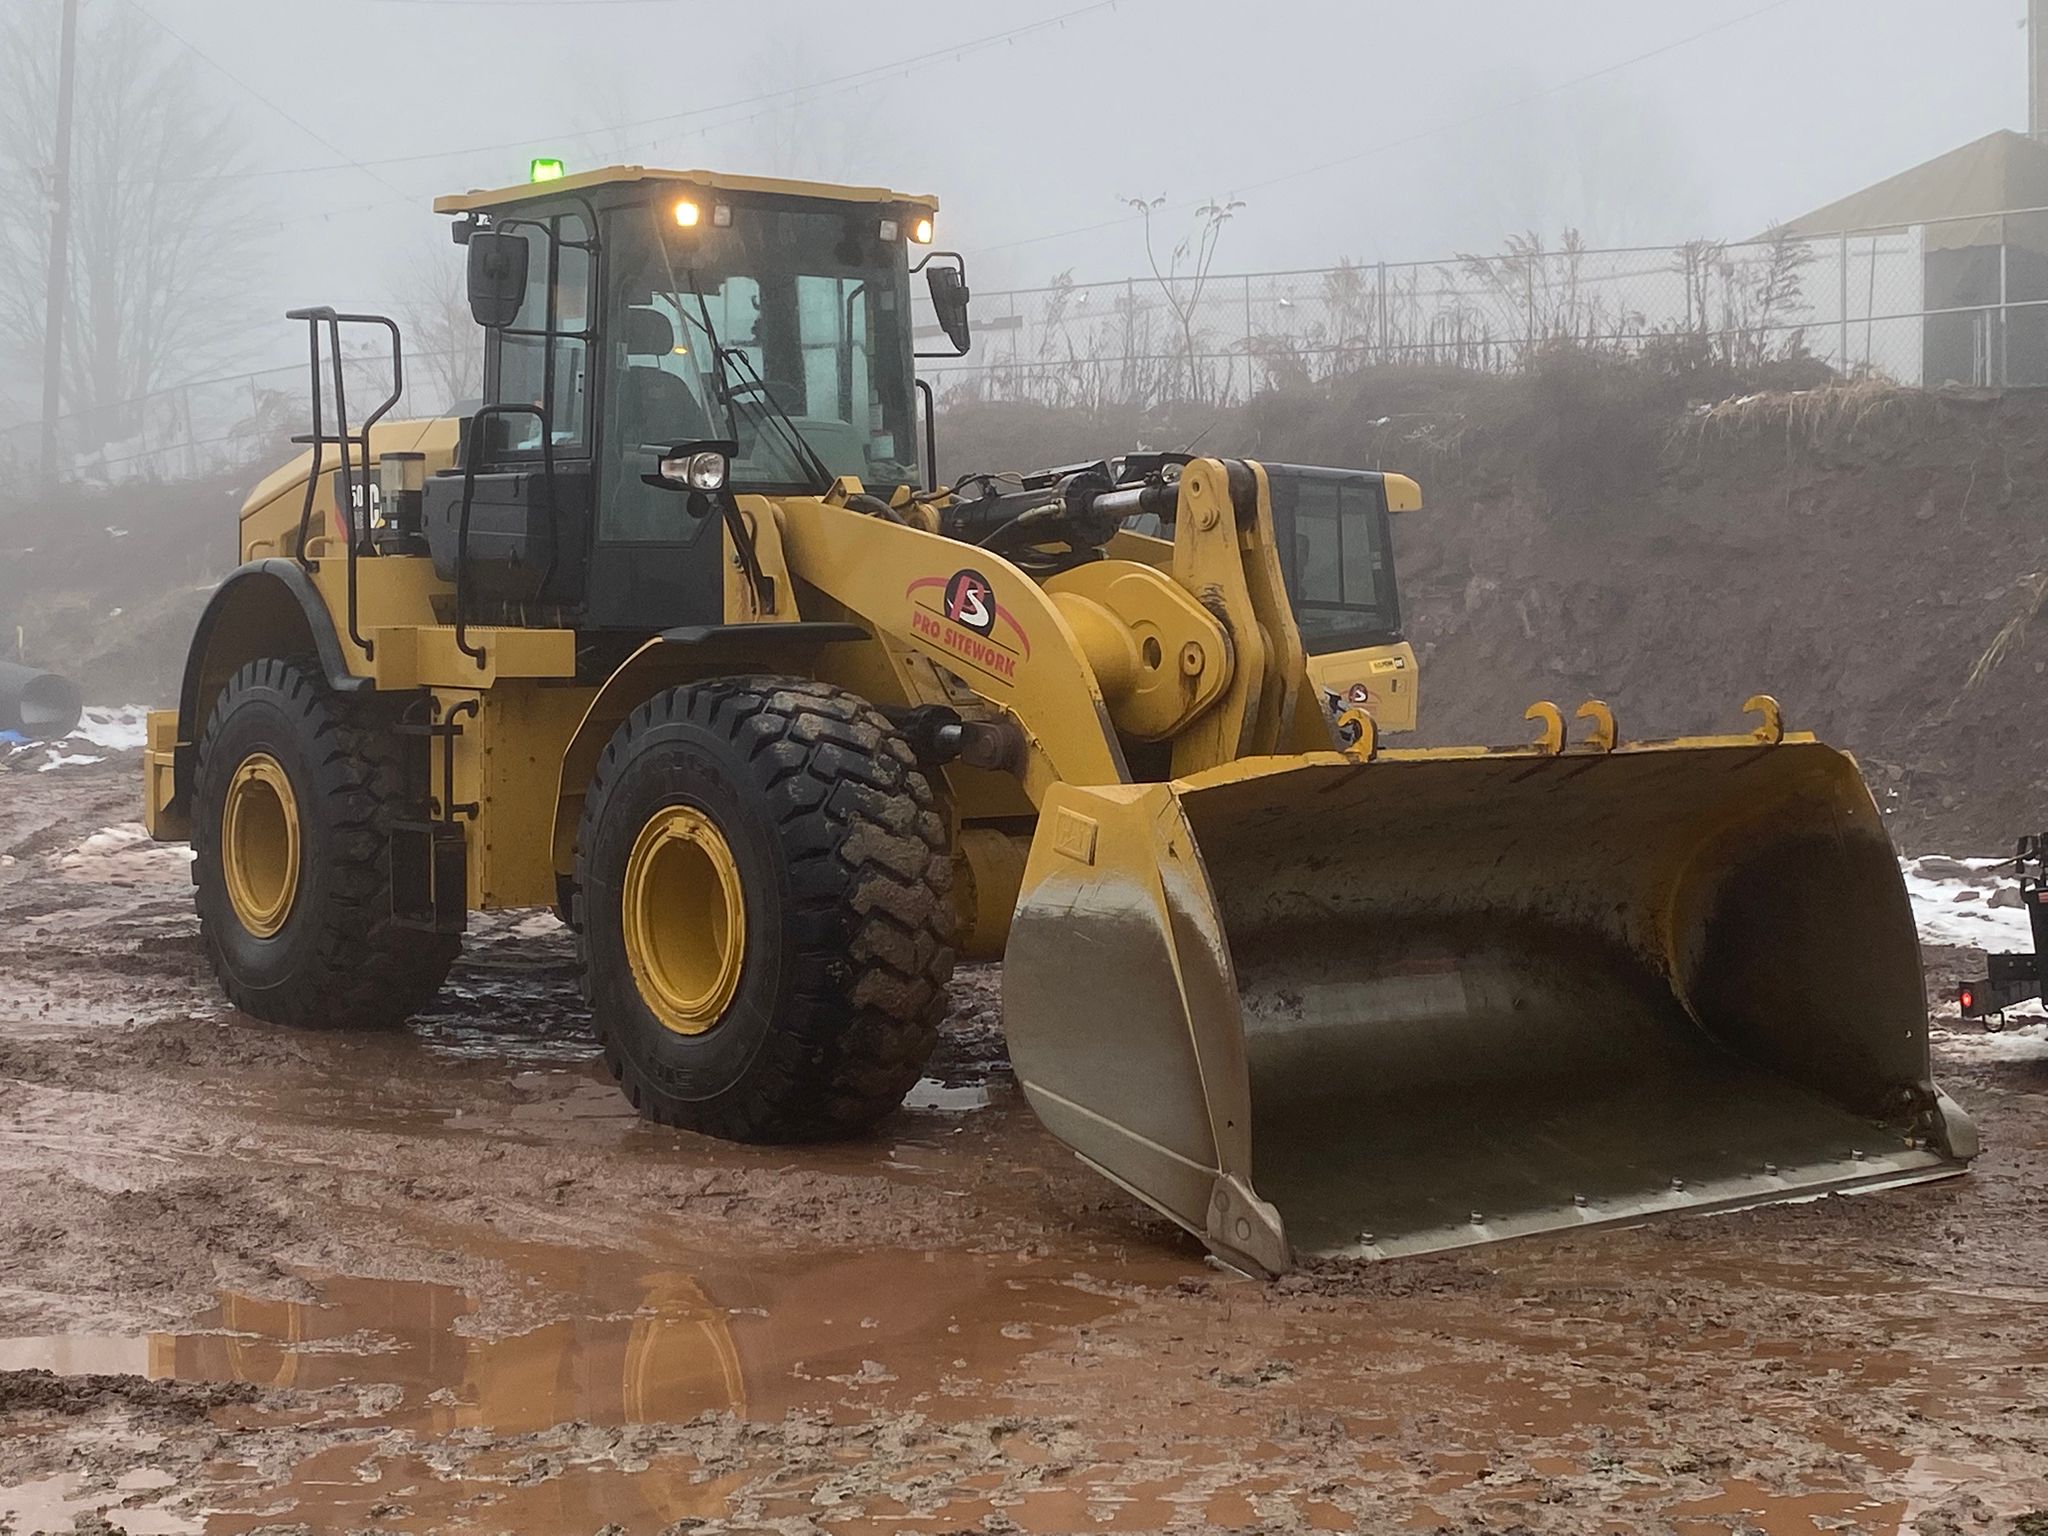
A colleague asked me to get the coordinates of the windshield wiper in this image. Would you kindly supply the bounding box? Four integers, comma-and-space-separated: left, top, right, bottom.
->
658, 250, 832, 495
712, 341, 835, 495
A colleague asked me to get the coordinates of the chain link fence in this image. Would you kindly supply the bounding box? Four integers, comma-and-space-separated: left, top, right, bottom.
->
15, 207, 2048, 483
923, 207, 2048, 410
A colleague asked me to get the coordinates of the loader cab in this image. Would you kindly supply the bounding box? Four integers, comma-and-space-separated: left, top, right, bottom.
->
425, 167, 939, 635
1265, 465, 1406, 655
1265, 465, 1421, 732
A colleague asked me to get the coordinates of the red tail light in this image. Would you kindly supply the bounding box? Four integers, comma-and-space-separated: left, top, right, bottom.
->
1960, 987, 1976, 1012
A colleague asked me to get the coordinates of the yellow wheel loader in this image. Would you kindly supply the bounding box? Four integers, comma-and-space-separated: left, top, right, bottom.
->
144, 165, 1975, 1273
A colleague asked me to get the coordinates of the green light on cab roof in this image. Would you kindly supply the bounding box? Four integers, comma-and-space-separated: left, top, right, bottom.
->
529, 158, 567, 184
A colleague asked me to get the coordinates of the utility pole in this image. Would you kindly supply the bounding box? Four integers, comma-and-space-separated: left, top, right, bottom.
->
39, 0, 79, 489
2034, 0, 2048, 139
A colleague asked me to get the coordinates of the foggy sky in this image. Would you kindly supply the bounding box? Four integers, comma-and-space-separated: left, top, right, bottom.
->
2, 0, 2033, 412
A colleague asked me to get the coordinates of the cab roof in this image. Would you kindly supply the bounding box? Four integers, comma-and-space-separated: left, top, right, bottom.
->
433, 164, 939, 216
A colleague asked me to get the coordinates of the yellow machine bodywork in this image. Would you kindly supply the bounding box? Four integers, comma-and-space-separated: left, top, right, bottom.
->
147, 165, 1975, 1273
1304, 638, 1418, 733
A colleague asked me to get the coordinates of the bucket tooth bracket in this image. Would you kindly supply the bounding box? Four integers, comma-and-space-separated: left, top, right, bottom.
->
1575, 699, 1617, 752
1524, 701, 1566, 754
1745, 694, 1786, 744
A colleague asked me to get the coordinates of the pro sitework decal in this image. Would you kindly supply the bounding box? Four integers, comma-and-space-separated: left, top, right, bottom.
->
907, 571, 1032, 683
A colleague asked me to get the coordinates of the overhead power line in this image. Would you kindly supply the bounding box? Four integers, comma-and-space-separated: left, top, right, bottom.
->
966, 0, 1810, 258
86, 0, 1129, 188
117, 0, 417, 201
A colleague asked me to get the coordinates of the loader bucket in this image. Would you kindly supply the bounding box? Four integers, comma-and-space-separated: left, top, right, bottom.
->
1003, 738, 1977, 1273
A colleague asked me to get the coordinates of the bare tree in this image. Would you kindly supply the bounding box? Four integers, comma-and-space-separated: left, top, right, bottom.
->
1123, 195, 1244, 404
0, 5, 254, 450
395, 246, 484, 415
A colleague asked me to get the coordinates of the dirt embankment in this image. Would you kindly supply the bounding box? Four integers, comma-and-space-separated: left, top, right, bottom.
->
9, 368, 2048, 846
942, 368, 2048, 849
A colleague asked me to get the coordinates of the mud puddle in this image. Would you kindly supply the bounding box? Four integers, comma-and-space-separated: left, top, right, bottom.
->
2, 1242, 1137, 1430
13, 1224, 2048, 1534
0, 1238, 1180, 1534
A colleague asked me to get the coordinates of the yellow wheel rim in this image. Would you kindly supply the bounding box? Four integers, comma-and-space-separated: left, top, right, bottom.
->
623, 805, 747, 1037
222, 752, 301, 939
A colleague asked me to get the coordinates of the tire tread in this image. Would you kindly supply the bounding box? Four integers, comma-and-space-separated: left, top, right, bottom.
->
193, 659, 459, 1028
574, 676, 954, 1141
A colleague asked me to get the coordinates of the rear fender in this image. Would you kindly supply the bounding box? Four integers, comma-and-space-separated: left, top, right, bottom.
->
162, 560, 365, 829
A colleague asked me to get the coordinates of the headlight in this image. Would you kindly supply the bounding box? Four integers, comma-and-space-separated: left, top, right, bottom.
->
660, 450, 729, 491
910, 215, 935, 245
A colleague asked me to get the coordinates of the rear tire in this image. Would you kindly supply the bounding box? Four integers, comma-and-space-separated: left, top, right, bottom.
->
191, 659, 459, 1027
576, 677, 955, 1141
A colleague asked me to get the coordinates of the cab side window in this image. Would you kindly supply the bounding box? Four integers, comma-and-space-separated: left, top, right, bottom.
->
488, 211, 593, 455
1291, 477, 1385, 609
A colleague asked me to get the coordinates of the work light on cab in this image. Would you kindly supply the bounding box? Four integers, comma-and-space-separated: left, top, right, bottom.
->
529, 157, 566, 183
673, 198, 701, 229
658, 450, 729, 492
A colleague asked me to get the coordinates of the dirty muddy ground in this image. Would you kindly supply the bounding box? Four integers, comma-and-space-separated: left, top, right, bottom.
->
1, 756, 2046, 1536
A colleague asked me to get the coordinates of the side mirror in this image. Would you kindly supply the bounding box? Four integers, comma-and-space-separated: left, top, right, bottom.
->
465, 229, 529, 329
925, 260, 972, 356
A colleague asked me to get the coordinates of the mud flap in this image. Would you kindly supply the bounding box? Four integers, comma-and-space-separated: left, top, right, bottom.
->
1002, 741, 1976, 1271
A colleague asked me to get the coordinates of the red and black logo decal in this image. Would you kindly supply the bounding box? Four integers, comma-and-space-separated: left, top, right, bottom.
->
905, 569, 1032, 683
943, 569, 997, 637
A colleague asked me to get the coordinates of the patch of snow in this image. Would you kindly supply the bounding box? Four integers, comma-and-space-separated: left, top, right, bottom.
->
1899, 853, 2037, 951
60, 822, 194, 876
70, 705, 150, 752
903, 1079, 990, 1113
1933, 1023, 2048, 1063
37, 752, 102, 772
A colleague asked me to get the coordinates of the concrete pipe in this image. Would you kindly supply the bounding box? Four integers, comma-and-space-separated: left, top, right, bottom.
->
0, 663, 84, 740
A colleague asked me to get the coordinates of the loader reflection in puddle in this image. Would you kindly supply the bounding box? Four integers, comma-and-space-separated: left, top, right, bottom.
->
150, 1276, 744, 1435
145, 1250, 1110, 1432
140, 1253, 1124, 1530
144, 1278, 741, 1531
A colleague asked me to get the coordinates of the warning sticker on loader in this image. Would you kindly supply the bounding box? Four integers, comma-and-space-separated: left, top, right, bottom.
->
907, 571, 1031, 684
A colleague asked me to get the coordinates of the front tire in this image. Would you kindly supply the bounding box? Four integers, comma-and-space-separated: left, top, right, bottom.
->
191, 659, 459, 1027
576, 677, 955, 1141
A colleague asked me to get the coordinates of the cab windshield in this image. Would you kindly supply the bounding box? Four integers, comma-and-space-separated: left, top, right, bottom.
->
610, 200, 920, 497
1269, 467, 1403, 654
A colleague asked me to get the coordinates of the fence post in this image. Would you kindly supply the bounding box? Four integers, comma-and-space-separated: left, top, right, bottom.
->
1125, 277, 1136, 397
1838, 233, 1850, 376
2000, 212, 2011, 389
1377, 262, 1389, 365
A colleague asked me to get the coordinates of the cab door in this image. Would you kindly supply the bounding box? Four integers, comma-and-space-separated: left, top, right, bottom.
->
585, 208, 726, 632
